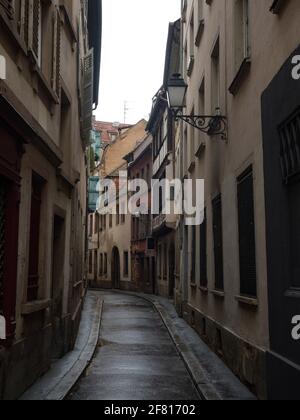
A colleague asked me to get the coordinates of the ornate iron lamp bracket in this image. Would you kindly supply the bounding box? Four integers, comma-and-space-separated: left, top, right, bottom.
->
172, 109, 227, 140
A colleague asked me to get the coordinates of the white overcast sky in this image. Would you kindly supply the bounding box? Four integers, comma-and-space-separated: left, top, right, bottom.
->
95, 0, 181, 125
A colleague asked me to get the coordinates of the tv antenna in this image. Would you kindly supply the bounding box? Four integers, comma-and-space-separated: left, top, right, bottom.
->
124, 101, 130, 124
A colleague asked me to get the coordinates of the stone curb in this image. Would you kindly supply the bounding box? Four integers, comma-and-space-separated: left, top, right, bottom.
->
47, 298, 103, 400
20, 297, 103, 401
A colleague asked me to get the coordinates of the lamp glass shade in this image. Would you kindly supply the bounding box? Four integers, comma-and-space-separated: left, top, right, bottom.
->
167, 75, 188, 109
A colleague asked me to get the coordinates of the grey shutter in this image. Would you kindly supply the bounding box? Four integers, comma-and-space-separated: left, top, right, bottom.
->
81, 49, 94, 141
237, 167, 257, 297
25, 0, 40, 63
213, 195, 224, 291
200, 209, 207, 287
52, 8, 61, 96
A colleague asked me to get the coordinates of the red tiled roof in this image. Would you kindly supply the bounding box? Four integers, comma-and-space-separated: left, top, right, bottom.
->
92, 119, 132, 144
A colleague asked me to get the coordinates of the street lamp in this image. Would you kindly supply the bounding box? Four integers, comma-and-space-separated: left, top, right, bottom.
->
167, 74, 227, 140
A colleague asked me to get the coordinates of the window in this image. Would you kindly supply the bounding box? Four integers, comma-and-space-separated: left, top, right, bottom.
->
279, 109, 300, 183
27, 173, 44, 301
99, 254, 103, 276
94, 213, 99, 234
109, 214, 112, 228
237, 167, 257, 297
51, 4, 61, 95
164, 245, 168, 278
104, 253, 107, 275
195, 0, 205, 46
124, 252, 129, 277
187, 13, 195, 77
196, 79, 205, 155
211, 37, 220, 113
212, 195, 224, 291
200, 209, 207, 287
234, 0, 250, 72
158, 245, 162, 278
89, 214, 93, 236
191, 226, 196, 284
89, 251, 93, 274
23, 0, 42, 65
116, 204, 120, 225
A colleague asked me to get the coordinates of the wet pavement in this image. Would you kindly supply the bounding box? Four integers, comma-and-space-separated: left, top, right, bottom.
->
68, 291, 200, 401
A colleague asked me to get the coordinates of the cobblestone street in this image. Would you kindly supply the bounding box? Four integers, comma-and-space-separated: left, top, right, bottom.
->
68, 292, 200, 400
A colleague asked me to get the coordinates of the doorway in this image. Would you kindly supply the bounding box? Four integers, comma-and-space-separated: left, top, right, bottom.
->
111, 247, 120, 289
51, 214, 66, 358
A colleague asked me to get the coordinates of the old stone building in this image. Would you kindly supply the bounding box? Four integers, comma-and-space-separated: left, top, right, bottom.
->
147, 20, 181, 299
0, 0, 101, 399
176, 0, 300, 399
88, 119, 147, 290
125, 134, 155, 294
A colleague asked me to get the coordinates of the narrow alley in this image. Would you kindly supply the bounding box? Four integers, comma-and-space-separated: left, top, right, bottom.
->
68, 292, 200, 401
1, 0, 300, 402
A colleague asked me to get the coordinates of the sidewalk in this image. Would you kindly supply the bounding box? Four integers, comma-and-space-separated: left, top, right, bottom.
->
20, 291, 103, 400
115, 290, 256, 401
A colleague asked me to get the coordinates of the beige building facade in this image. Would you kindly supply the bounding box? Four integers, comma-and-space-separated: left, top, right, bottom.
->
0, 0, 101, 399
88, 120, 148, 291
176, 0, 300, 399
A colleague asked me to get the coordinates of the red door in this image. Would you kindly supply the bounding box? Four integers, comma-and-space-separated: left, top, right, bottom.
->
0, 119, 22, 343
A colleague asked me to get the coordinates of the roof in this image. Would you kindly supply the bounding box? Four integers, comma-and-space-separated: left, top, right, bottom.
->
146, 19, 181, 133
101, 119, 148, 177
93, 120, 132, 144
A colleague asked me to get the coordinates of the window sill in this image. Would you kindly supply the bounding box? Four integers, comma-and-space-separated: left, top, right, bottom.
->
229, 57, 251, 96
0, 11, 28, 56
211, 289, 225, 299
199, 286, 209, 294
21, 299, 51, 316
190, 282, 197, 289
235, 295, 259, 308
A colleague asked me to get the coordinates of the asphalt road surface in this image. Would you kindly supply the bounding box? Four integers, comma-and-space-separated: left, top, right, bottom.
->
68, 291, 200, 401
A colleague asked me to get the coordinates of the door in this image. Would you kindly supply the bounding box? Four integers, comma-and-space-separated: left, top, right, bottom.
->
51, 214, 65, 358
111, 247, 120, 289
261, 44, 300, 399
151, 257, 156, 295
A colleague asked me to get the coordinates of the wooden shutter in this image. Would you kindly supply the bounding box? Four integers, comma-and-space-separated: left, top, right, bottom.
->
213, 195, 224, 291
24, 0, 41, 63
238, 167, 257, 297
52, 7, 61, 96
200, 209, 207, 287
81, 49, 94, 141
0, 0, 14, 19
